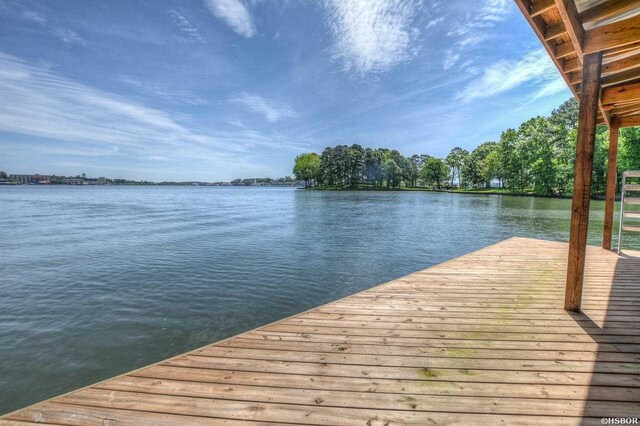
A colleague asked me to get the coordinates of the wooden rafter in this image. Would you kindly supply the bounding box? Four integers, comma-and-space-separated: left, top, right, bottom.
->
584, 14, 640, 54
602, 67, 640, 86
555, 40, 576, 59
602, 52, 640, 75
603, 41, 640, 57
579, 0, 640, 25
531, 0, 556, 17
619, 113, 640, 127
601, 80, 640, 105
544, 21, 568, 40
554, 0, 584, 57
610, 102, 640, 115
563, 57, 581, 73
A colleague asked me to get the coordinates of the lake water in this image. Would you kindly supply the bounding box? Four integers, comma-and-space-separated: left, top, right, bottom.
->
0, 186, 637, 414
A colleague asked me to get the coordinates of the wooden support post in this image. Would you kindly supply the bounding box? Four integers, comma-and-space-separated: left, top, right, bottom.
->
603, 118, 620, 250
565, 52, 603, 312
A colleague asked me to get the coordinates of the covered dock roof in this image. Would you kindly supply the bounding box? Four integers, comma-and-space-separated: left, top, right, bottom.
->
515, 0, 640, 128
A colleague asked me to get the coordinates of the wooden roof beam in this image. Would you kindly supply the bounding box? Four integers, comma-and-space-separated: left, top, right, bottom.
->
602, 67, 640, 86
604, 41, 640, 58
569, 71, 581, 85
531, 0, 556, 17
600, 101, 612, 127
611, 102, 640, 115
544, 21, 568, 41
555, 41, 576, 59
579, 0, 640, 25
584, 14, 640, 54
563, 69, 640, 88
563, 57, 581, 73
554, 0, 584, 57
602, 53, 640, 75
618, 114, 640, 127
602, 80, 640, 105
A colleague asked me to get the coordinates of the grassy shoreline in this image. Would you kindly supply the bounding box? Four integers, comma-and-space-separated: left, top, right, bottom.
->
303, 186, 609, 200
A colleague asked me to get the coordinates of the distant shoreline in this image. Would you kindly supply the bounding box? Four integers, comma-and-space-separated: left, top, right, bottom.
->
0, 182, 301, 188
303, 186, 610, 200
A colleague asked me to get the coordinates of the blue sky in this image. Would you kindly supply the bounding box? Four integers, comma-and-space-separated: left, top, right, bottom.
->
0, 0, 572, 181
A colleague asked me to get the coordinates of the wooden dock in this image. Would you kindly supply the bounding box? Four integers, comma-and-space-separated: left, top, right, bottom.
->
2, 237, 639, 425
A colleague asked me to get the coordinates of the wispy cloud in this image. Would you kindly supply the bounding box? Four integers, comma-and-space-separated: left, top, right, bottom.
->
323, 0, 423, 75
425, 16, 444, 29
230, 92, 297, 122
455, 49, 561, 103
21, 8, 87, 46
205, 0, 255, 38
21, 10, 46, 24
169, 10, 206, 43
443, 51, 460, 71
0, 53, 240, 154
447, 0, 510, 41
118, 76, 208, 105
1, 140, 121, 157
443, 0, 510, 70
50, 27, 87, 46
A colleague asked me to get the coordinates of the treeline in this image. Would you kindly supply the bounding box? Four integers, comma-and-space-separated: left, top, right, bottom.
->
293, 98, 640, 195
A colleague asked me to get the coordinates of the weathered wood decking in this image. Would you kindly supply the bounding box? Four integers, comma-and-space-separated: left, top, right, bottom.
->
2, 237, 639, 425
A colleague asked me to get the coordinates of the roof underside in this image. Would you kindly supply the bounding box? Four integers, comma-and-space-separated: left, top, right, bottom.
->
515, 0, 640, 128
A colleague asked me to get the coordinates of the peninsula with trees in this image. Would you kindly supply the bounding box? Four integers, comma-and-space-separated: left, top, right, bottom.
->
293, 99, 640, 197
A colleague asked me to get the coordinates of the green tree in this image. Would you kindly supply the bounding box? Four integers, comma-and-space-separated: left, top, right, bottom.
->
549, 99, 579, 194
499, 128, 527, 192
363, 148, 383, 187
421, 157, 449, 190
483, 149, 502, 187
0, 171, 7, 179
591, 127, 610, 196
518, 117, 556, 194
293, 152, 321, 187
383, 158, 402, 188
463, 142, 497, 188
348, 144, 365, 186
445, 147, 469, 188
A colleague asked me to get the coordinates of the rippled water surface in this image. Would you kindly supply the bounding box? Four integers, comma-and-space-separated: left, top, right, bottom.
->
0, 186, 637, 413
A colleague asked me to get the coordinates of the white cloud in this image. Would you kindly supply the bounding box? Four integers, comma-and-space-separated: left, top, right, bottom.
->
20, 8, 87, 46
444, 0, 510, 70
205, 0, 255, 38
527, 78, 569, 104
22, 10, 46, 24
169, 10, 206, 44
118, 76, 208, 105
0, 53, 241, 154
50, 27, 87, 46
448, 0, 510, 38
231, 92, 297, 122
324, 0, 423, 75
425, 17, 444, 28
443, 50, 460, 70
455, 50, 561, 103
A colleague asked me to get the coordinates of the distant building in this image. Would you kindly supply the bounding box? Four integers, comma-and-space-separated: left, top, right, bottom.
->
9, 174, 51, 184
61, 178, 84, 185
